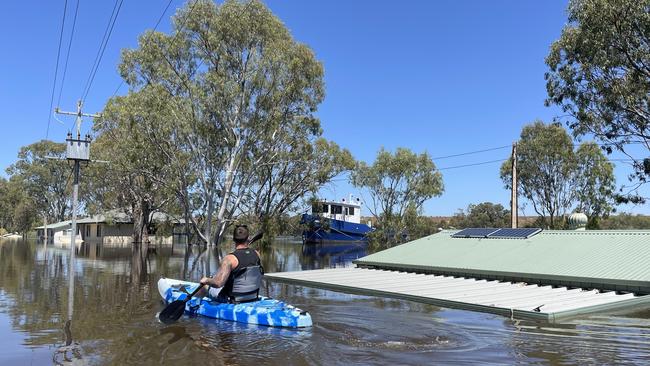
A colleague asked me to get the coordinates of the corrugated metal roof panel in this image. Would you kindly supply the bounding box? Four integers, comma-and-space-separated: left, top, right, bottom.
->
266, 267, 650, 322
354, 230, 650, 294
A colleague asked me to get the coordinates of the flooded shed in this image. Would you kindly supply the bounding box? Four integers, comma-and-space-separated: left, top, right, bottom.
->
266, 229, 650, 321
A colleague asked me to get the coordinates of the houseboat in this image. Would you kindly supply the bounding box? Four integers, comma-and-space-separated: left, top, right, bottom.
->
301, 196, 373, 244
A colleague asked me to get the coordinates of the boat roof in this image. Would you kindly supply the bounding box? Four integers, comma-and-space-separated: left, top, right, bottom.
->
316, 200, 361, 207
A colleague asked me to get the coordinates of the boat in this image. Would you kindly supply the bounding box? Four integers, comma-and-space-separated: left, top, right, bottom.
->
157, 278, 313, 328
301, 195, 373, 244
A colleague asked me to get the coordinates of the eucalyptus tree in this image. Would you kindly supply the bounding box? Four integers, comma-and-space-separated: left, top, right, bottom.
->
6, 140, 70, 227
452, 202, 511, 229
501, 121, 616, 228
243, 138, 355, 238
118, 0, 335, 245
351, 147, 444, 245
546, 0, 650, 197
93, 88, 180, 244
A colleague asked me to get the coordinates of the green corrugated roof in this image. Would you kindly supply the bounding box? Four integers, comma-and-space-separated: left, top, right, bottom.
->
354, 230, 650, 294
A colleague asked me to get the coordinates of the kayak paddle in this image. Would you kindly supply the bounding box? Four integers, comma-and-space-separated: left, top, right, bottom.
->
158, 231, 264, 324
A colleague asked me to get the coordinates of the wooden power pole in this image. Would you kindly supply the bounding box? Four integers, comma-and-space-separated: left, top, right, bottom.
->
510, 142, 518, 228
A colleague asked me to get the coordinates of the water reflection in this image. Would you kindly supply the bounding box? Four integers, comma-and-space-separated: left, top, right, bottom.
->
2, 238, 650, 365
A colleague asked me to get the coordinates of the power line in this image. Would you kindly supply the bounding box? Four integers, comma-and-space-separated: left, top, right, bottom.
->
45, 0, 69, 141
153, 0, 175, 31
438, 159, 508, 171
110, 0, 197, 99
55, 0, 80, 107
81, 0, 124, 103
431, 145, 510, 160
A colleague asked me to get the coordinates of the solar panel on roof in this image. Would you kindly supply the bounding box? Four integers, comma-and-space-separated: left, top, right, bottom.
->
451, 228, 499, 238
488, 228, 542, 239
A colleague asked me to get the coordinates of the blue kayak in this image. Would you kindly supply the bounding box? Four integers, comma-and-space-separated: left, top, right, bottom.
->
157, 278, 312, 328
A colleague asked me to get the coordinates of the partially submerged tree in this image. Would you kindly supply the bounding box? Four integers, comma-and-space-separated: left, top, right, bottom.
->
351, 147, 444, 246
93, 88, 180, 244
114, 0, 343, 245
6, 140, 70, 224
244, 138, 355, 239
546, 0, 650, 199
501, 121, 616, 228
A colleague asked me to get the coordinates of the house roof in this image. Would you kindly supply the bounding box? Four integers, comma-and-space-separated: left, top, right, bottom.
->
354, 230, 650, 294
36, 211, 185, 229
35, 220, 72, 230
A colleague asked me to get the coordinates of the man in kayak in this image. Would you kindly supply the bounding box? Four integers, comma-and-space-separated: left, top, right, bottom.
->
197, 225, 263, 303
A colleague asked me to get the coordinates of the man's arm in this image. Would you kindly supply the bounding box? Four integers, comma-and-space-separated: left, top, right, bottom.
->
200, 255, 234, 288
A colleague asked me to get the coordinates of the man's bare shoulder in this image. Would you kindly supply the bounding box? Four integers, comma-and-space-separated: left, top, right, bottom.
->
223, 253, 238, 268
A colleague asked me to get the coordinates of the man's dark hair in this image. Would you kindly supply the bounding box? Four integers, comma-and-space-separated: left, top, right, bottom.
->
233, 225, 249, 244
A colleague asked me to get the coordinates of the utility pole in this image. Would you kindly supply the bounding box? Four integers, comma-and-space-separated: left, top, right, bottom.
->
43, 213, 48, 245
510, 142, 518, 228
55, 100, 100, 325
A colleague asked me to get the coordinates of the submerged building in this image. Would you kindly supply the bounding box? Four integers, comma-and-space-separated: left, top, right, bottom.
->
35, 211, 185, 245
266, 228, 650, 322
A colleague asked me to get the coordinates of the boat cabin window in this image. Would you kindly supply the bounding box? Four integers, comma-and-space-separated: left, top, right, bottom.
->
331, 205, 342, 214
346, 207, 354, 215
312, 203, 329, 214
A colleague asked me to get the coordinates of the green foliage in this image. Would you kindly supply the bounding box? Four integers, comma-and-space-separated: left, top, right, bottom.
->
501, 121, 616, 228
6, 140, 69, 223
93, 86, 185, 244
0, 178, 13, 231
546, 0, 650, 193
574, 142, 616, 217
105, 0, 346, 245
451, 202, 510, 228
352, 147, 444, 248
12, 200, 37, 235
599, 213, 650, 229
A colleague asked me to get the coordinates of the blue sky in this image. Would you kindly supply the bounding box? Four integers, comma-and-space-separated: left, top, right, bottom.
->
1, 0, 648, 215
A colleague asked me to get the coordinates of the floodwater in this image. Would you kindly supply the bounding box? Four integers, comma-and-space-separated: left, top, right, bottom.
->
1, 238, 650, 365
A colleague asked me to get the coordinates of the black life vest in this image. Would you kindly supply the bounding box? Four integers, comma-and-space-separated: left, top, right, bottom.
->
221, 247, 263, 302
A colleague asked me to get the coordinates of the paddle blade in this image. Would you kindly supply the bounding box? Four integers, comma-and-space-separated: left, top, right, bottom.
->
159, 300, 187, 324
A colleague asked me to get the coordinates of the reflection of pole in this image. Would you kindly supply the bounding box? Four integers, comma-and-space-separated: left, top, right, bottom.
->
66, 165, 77, 345
511, 142, 518, 228
69, 159, 79, 308
43, 214, 48, 244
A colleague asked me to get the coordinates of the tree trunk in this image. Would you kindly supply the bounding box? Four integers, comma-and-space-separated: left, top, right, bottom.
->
132, 199, 151, 244
214, 142, 240, 245
205, 193, 214, 246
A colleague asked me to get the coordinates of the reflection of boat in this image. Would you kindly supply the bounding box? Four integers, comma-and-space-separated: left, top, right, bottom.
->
302, 242, 368, 265
157, 278, 312, 328
301, 196, 373, 244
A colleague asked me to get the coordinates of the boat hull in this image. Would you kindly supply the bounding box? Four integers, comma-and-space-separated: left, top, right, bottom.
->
301, 214, 372, 243
157, 278, 312, 328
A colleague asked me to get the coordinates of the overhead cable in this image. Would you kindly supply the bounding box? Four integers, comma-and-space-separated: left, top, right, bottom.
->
111, 0, 189, 98
56, 0, 80, 107
46, 0, 69, 140
81, 0, 124, 103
